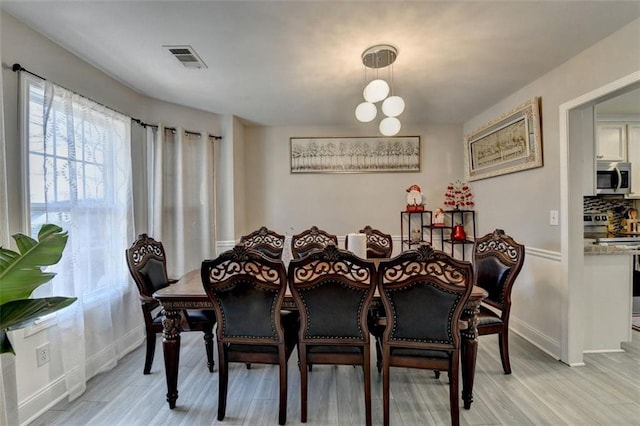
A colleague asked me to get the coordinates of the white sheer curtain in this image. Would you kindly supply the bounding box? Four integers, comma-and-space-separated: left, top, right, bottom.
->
34, 81, 140, 399
148, 126, 216, 276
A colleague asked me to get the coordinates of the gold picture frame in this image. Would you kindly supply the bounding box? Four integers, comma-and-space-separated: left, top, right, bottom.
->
290, 136, 420, 174
464, 97, 542, 181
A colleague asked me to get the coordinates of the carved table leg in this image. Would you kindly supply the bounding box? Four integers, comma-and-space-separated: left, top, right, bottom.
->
162, 309, 182, 409
461, 299, 481, 410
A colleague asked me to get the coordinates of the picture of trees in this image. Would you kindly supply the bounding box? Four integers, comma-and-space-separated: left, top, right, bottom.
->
290, 136, 420, 173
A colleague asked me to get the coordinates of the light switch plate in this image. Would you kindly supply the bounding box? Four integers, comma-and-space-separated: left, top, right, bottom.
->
550, 210, 559, 226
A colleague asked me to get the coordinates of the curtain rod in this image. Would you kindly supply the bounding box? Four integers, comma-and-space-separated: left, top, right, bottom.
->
132, 119, 222, 140
13, 63, 222, 140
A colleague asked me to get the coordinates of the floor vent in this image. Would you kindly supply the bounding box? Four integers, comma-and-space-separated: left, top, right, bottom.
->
164, 45, 207, 69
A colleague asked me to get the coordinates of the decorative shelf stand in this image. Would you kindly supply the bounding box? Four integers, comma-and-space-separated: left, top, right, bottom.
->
402, 209, 476, 260
400, 210, 431, 252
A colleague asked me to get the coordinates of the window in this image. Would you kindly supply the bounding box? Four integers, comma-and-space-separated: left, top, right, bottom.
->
21, 75, 133, 297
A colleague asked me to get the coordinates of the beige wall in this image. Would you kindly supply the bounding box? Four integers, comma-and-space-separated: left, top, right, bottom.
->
464, 18, 640, 253
463, 18, 640, 363
243, 123, 464, 241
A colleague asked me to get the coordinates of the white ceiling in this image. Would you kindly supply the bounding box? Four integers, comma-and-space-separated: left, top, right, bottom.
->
3, 1, 640, 127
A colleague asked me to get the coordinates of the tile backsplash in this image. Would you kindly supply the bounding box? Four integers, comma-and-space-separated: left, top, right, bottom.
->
584, 197, 636, 233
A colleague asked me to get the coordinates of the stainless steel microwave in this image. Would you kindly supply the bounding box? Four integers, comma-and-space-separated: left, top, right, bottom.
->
596, 161, 631, 195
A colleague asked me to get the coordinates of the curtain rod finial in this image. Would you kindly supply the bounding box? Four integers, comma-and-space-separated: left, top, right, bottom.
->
12, 63, 23, 72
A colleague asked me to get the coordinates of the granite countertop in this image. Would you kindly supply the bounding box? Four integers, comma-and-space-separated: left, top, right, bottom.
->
584, 244, 640, 255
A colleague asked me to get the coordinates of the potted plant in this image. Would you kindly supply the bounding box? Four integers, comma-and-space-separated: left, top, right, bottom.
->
0, 224, 77, 354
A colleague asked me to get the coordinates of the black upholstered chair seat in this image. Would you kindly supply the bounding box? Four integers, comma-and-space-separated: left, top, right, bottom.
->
477, 306, 503, 327
389, 347, 451, 359
185, 309, 217, 323
308, 345, 364, 354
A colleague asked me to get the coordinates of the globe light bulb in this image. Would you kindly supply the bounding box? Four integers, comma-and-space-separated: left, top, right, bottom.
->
382, 96, 405, 117
379, 117, 401, 136
363, 79, 390, 103
355, 102, 377, 123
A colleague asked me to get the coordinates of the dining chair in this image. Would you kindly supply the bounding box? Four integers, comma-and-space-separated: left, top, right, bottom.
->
288, 244, 376, 426
201, 245, 299, 425
377, 245, 473, 426
290, 226, 338, 259
346, 225, 393, 373
126, 233, 215, 375
473, 228, 525, 374
239, 226, 286, 260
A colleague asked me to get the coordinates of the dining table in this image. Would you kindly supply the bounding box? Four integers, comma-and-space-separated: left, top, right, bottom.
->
154, 266, 488, 411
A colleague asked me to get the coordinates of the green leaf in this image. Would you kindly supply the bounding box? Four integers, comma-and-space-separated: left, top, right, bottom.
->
0, 297, 77, 332
0, 224, 68, 305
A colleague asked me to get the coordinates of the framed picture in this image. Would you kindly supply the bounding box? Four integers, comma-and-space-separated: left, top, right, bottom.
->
290, 136, 420, 174
464, 97, 542, 181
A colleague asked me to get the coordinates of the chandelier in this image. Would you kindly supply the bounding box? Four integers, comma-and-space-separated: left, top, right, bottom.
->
355, 44, 405, 136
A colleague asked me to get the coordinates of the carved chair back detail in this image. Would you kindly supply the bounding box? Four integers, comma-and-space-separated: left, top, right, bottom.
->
290, 226, 338, 259
239, 226, 286, 260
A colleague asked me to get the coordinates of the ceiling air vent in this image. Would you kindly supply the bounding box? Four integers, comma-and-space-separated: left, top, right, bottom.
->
164, 45, 207, 69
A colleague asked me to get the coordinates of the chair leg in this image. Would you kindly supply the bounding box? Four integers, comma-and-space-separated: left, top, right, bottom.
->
499, 330, 512, 374
278, 355, 288, 425
300, 348, 308, 423
217, 343, 228, 421
449, 352, 460, 426
143, 330, 156, 375
382, 358, 390, 426
363, 348, 372, 426
204, 329, 214, 373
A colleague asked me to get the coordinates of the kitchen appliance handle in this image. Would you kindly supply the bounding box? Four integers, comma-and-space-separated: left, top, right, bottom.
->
615, 167, 622, 192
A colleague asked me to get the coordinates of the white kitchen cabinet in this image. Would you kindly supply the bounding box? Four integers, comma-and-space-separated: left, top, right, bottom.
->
596, 122, 627, 161
627, 123, 640, 198
583, 252, 634, 352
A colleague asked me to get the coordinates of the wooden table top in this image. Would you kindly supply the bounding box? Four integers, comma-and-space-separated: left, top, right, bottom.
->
154, 268, 488, 300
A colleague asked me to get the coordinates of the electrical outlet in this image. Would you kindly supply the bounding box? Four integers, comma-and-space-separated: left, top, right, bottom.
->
36, 343, 50, 367
550, 210, 559, 226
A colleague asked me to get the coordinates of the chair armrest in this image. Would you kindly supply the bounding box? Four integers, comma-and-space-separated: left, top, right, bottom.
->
139, 294, 156, 304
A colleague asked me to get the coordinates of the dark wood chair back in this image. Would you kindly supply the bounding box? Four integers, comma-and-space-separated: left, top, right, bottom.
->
473, 228, 525, 374
377, 245, 473, 426
126, 233, 215, 375
239, 226, 285, 260
201, 245, 297, 425
288, 244, 375, 425
473, 229, 525, 311
290, 226, 338, 259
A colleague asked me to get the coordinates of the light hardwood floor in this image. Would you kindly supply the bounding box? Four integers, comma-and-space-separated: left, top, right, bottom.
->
29, 330, 640, 425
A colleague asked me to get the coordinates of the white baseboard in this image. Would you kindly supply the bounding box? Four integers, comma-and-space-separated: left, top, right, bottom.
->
18, 325, 145, 426
511, 316, 562, 361
18, 376, 68, 426
583, 348, 625, 354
